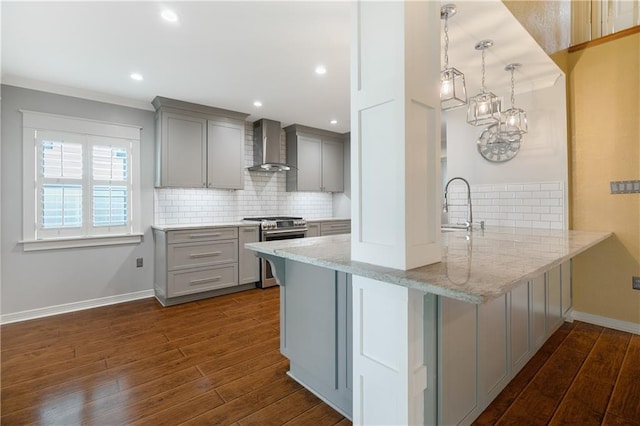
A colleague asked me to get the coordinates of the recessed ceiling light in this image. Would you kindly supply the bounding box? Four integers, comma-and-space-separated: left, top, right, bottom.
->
315, 65, 327, 75
253, 101, 263, 107
330, 119, 338, 125
130, 73, 143, 81
161, 9, 178, 23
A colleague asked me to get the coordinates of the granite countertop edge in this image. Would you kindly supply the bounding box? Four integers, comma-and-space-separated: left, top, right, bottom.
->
152, 222, 253, 231
245, 229, 613, 304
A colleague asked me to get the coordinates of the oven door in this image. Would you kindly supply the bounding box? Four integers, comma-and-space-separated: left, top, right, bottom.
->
260, 228, 307, 288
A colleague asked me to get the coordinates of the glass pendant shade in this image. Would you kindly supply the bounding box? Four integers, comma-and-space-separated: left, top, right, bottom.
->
499, 63, 528, 136
441, 67, 467, 110
467, 40, 501, 126
499, 107, 528, 136
440, 4, 467, 110
467, 91, 501, 126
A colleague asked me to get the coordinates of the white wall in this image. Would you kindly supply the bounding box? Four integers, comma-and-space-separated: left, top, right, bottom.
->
444, 77, 569, 229
1, 85, 156, 317
446, 78, 568, 186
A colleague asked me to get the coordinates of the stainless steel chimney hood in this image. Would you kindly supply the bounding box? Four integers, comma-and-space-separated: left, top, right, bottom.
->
248, 119, 292, 172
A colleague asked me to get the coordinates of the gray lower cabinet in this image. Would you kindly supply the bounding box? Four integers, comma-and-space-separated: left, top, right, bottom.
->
285, 124, 345, 192
280, 259, 352, 417
153, 96, 248, 189
306, 223, 320, 237
306, 220, 351, 237
320, 220, 351, 236
154, 226, 255, 306
238, 225, 260, 285
439, 260, 572, 425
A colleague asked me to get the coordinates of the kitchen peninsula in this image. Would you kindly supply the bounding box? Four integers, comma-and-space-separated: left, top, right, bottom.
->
246, 227, 611, 424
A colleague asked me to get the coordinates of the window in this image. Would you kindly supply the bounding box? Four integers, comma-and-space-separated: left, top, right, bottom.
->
22, 111, 142, 250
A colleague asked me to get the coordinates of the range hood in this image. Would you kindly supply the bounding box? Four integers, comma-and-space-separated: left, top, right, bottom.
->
248, 119, 292, 172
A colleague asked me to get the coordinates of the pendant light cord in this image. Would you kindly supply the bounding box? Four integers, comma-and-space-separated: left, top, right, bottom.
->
510, 68, 516, 108
443, 16, 449, 69
481, 47, 486, 93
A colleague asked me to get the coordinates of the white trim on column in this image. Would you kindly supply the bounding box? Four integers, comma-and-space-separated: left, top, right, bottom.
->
352, 276, 428, 425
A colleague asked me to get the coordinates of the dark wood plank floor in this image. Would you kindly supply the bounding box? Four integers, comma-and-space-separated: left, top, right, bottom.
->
2, 288, 638, 425
474, 321, 640, 425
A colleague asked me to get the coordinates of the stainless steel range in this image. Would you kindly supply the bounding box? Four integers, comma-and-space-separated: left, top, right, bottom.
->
243, 216, 307, 288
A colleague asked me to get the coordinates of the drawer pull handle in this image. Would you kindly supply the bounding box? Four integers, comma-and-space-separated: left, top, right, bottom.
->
243, 228, 256, 232
190, 251, 222, 258
189, 276, 222, 285
189, 233, 222, 238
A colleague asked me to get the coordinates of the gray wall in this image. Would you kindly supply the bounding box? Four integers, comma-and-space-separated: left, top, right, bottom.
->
1, 85, 155, 316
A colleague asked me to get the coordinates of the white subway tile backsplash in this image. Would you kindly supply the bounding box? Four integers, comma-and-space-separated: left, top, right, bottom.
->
541, 183, 561, 191
532, 206, 551, 214
446, 181, 565, 230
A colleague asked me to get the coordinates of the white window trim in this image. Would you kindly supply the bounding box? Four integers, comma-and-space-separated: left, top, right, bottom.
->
21, 110, 143, 250
20, 233, 144, 252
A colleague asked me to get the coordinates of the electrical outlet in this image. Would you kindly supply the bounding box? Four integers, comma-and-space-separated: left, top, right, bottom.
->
136, 257, 143, 268
633, 276, 640, 290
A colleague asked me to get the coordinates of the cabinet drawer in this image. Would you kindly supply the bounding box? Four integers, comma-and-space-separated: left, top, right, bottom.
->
168, 240, 238, 271
321, 221, 351, 235
168, 264, 238, 297
167, 227, 238, 244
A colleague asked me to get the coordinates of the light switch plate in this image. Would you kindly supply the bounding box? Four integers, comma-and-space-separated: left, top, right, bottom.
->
611, 180, 640, 194
633, 276, 640, 290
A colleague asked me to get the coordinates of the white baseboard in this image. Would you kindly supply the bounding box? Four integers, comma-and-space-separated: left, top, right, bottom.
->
569, 310, 640, 335
0, 289, 155, 325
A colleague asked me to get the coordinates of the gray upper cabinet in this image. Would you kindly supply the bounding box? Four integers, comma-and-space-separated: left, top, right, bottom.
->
285, 124, 345, 192
153, 96, 248, 189
321, 139, 344, 192
207, 119, 245, 189
159, 112, 207, 187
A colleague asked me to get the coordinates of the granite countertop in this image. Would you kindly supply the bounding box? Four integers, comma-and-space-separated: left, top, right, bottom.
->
306, 217, 351, 223
245, 227, 612, 304
152, 222, 257, 231
153, 218, 351, 231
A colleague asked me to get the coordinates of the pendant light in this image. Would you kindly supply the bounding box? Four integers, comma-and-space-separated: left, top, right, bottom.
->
499, 63, 528, 137
467, 40, 501, 126
440, 4, 467, 110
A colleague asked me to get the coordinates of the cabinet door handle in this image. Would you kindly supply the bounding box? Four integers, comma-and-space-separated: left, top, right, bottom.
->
190, 251, 222, 258
189, 276, 222, 285
189, 233, 221, 238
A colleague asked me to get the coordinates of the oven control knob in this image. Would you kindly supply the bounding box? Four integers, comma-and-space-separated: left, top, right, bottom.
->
294, 220, 306, 227
262, 220, 276, 230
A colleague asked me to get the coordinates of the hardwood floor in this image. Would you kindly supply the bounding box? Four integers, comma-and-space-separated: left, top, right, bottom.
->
1, 288, 638, 425
474, 321, 640, 425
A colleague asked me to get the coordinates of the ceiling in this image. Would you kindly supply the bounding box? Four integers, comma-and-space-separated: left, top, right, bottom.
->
1, 1, 562, 134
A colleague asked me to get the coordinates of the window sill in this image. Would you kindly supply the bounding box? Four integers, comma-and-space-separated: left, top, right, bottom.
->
20, 233, 144, 252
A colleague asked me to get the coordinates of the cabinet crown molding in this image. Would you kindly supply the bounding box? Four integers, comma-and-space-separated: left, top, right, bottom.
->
152, 96, 249, 121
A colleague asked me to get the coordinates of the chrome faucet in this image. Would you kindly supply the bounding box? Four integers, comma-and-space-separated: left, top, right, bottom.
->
443, 177, 474, 230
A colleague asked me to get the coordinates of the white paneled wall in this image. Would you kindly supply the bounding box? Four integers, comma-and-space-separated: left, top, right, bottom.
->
154, 123, 333, 225
445, 181, 565, 229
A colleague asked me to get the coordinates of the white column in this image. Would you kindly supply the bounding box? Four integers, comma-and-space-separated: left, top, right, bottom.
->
352, 276, 428, 425
350, 0, 441, 270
